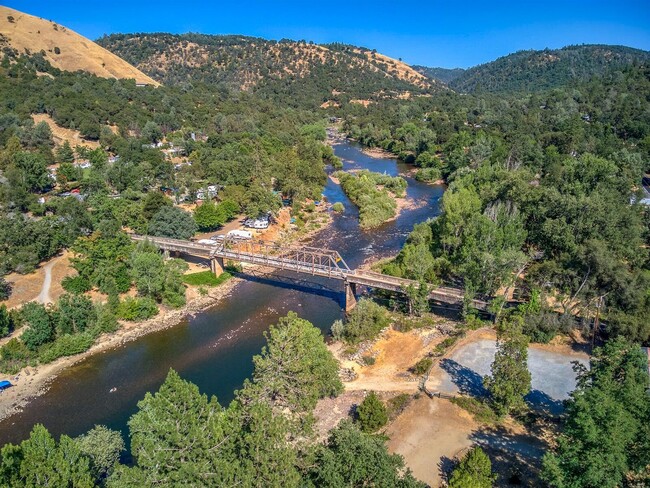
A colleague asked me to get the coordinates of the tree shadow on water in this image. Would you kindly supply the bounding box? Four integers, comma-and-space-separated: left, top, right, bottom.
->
440, 358, 488, 397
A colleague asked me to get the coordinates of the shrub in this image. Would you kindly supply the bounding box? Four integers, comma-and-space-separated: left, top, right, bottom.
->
362, 355, 376, 366
414, 167, 442, 183
356, 391, 388, 433
451, 397, 499, 424
332, 202, 345, 213
0, 305, 16, 337
116, 297, 158, 321
61, 275, 91, 294
344, 299, 389, 344
38, 331, 96, 364
0, 277, 12, 301
0, 338, 31, 374
387, 393, 412, 419
330, 319, 344, 341
412, 357, 433, 375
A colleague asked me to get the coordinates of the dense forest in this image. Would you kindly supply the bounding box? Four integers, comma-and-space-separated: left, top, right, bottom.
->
439, 44, 650, 93
0, 16, 649, 486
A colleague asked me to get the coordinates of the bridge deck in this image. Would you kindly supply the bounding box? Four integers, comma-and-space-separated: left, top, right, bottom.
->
131, 235, 487, 310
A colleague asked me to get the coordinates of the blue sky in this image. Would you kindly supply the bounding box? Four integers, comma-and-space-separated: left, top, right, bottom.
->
4, 0, 649, 68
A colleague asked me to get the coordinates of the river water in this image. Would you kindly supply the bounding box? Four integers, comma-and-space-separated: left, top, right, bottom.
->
0, 138, 444, 448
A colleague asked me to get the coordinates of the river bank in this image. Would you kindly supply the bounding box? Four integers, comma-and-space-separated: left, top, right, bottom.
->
0, 199, 336, 424
0, 277, 242, 423
0, 134, 446, 446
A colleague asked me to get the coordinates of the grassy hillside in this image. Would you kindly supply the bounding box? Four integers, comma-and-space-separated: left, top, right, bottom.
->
448, 44, 650, 93
97, 34, 438, 106
0, 6, 158, 86
413, 66, 465, 84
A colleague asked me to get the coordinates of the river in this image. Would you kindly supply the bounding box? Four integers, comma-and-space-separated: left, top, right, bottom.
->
0, 137, 445, 449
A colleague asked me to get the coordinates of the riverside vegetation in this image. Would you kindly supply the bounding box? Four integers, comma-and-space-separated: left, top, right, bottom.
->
0, 7, 649, 486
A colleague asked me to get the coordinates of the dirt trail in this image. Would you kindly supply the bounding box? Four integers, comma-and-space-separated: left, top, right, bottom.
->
36, 261, 55, 305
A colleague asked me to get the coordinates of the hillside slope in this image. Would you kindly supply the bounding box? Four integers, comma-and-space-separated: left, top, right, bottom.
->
0, 5, 158, 86
97, 34, 437, 104
413, 66, 465, 84
449, 44, 650, 93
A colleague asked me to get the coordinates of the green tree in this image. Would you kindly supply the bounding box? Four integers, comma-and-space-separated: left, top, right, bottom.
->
20, 302, 54, 351
542, 337, 650, 488
118, 369, 239, 486
75, 425, 124, 482
309, 420, 424, 487
129, 248, 165, 299
342, 299, 390, 344
0, 424, 93, 487
147, 206, 197, 240
55, 294, 96, 335
141, 192, 172, 221
141, 121, 162, 144
448, 446, 496, 488
56, 141, 76, 164
483, 317, 531, 416
240, 312, 343, 417
356, 391, 388, 433
193, 200, 225, 231
0, 305, 15, 337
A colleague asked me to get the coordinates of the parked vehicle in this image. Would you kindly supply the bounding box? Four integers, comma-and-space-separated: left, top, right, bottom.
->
227, 230, 252, 239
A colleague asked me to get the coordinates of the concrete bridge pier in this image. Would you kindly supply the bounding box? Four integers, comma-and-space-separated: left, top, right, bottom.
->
211, 256, 225, 277
344, 281, 357, 312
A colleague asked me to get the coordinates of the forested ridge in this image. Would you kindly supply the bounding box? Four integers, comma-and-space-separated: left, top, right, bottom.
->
0, 10, 649, 485
444, 44, 650, 93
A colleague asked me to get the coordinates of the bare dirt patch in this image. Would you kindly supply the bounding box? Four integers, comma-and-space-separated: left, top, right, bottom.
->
32, 114, 99, 149
3, 251, 74, 311
387, 396, 477, 486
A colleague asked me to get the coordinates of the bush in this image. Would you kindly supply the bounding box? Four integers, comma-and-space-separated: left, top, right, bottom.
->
343, 299, 390, 344
38, 331, 96, 364
0, 305, 16, 337
0, 338, 31, 374
330, 319, 344, 341
451, 397, 499, 424
387, 393, 411, 419
0, 277, 12, 301
332, 202, 345, 213
356, 391, 388, 432
61, 275, 92, 294
116, 297, 158, 321
412, 357, 433, 375
414, 167, 442, 183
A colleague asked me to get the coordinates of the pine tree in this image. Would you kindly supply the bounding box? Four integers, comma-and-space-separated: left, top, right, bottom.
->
449, 446, 496, 488
484, 316, 531, 416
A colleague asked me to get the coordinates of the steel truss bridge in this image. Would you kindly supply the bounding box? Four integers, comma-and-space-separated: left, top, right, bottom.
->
131, 235, 487, 311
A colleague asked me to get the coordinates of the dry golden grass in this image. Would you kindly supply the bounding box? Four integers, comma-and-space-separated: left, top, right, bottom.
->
32, 114, 99, 149
0, 6, 159, 86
